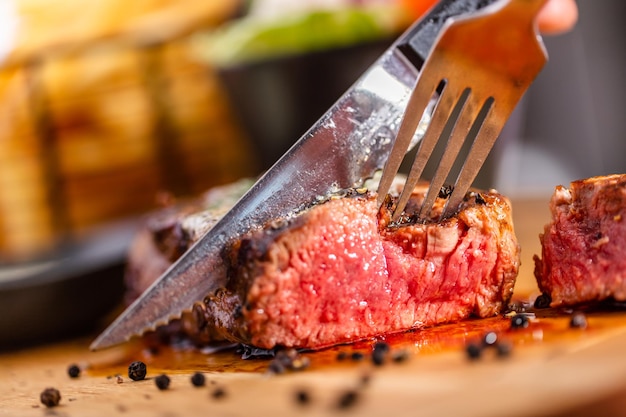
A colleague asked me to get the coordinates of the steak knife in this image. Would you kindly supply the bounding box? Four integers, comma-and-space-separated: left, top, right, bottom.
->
91, 0, 499, 350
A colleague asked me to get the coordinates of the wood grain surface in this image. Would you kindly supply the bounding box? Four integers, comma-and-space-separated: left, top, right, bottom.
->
2, 197, 626, 417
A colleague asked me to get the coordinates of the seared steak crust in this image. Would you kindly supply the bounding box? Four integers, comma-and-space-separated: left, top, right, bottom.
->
534, 174, 626, 307
124, 179, 253, 304
185, 186, 519, 349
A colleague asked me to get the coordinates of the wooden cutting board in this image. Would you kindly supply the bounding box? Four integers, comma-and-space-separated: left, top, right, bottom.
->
2, 197, 626, 417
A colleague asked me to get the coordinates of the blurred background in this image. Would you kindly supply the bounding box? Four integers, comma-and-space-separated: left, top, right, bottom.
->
0, 0, 623, 346
489, 0, 626, 197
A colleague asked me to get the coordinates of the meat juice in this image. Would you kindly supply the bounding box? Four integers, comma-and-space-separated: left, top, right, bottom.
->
85, 298, 626, 378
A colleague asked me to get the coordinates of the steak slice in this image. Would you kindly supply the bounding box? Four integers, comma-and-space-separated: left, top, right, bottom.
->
534, 174, 626, 308
179, 184, 519, 349
124, 179, 254, 305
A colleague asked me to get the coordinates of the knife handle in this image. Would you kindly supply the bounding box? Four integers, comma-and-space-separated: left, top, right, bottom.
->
398, 0, 501, 69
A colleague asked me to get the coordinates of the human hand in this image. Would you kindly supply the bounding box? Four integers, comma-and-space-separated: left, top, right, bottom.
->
537, 0, 578, 35
401, 0, 578, 36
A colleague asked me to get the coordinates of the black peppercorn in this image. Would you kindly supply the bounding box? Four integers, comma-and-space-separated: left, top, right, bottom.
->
211, 387, 226, 399
336, 351, 348, 361
570, 311, 588, 329
373, 341, 390, 352
128, 361, 147, 381
40, 387, 61, 408
191, 372, 206, 387
392, 350, 410, 363
534, 293, 552, 309
67, 364, 80, 378
371, 342, 390, 366
350, 352, 365, 361
155, 374, 170, 390
465, 342, 482, 360
438, 185, 454, 199
371, 350, 385, 366
295, 390, 310, 405
337, 390, 359, 409
510, 314, 530, 329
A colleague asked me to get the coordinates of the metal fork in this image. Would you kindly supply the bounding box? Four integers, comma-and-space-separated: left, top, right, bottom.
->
377, 0, 548, 221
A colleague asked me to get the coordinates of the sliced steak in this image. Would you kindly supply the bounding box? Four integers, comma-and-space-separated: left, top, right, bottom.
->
124, 179, 253, 304
177, 184, 519, 349
534, 174, 626, 308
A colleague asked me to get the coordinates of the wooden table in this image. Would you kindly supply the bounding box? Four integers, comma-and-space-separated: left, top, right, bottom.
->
3, 198, 626, 417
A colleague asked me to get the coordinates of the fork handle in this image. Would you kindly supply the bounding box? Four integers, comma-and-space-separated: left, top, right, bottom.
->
398, 0, 500, 69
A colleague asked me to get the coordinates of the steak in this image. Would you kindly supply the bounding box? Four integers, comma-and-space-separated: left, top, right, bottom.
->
534, 174, 626, 308
124, 179, 253, 304
127, 180, 520, 350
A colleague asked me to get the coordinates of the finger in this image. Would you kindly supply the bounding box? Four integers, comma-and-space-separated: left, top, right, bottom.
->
537, 0, 579, 35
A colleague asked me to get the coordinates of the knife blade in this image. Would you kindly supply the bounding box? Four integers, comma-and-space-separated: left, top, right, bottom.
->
90, 0, 498, 351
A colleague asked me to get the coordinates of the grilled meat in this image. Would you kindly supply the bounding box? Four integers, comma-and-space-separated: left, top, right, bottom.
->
127, 180, 519, 349
534, 174, 626, 307
201, 187, 518, 349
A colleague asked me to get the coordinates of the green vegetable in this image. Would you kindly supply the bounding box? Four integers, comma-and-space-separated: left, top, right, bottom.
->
193, 7, 401, 66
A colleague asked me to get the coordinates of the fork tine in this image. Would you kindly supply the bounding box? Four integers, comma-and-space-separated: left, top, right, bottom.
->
418, 88, 484, 220
382, 0, 547, 221
376, 70, 440, 207
443, 99, 503, 217
392, 81, 464, 220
